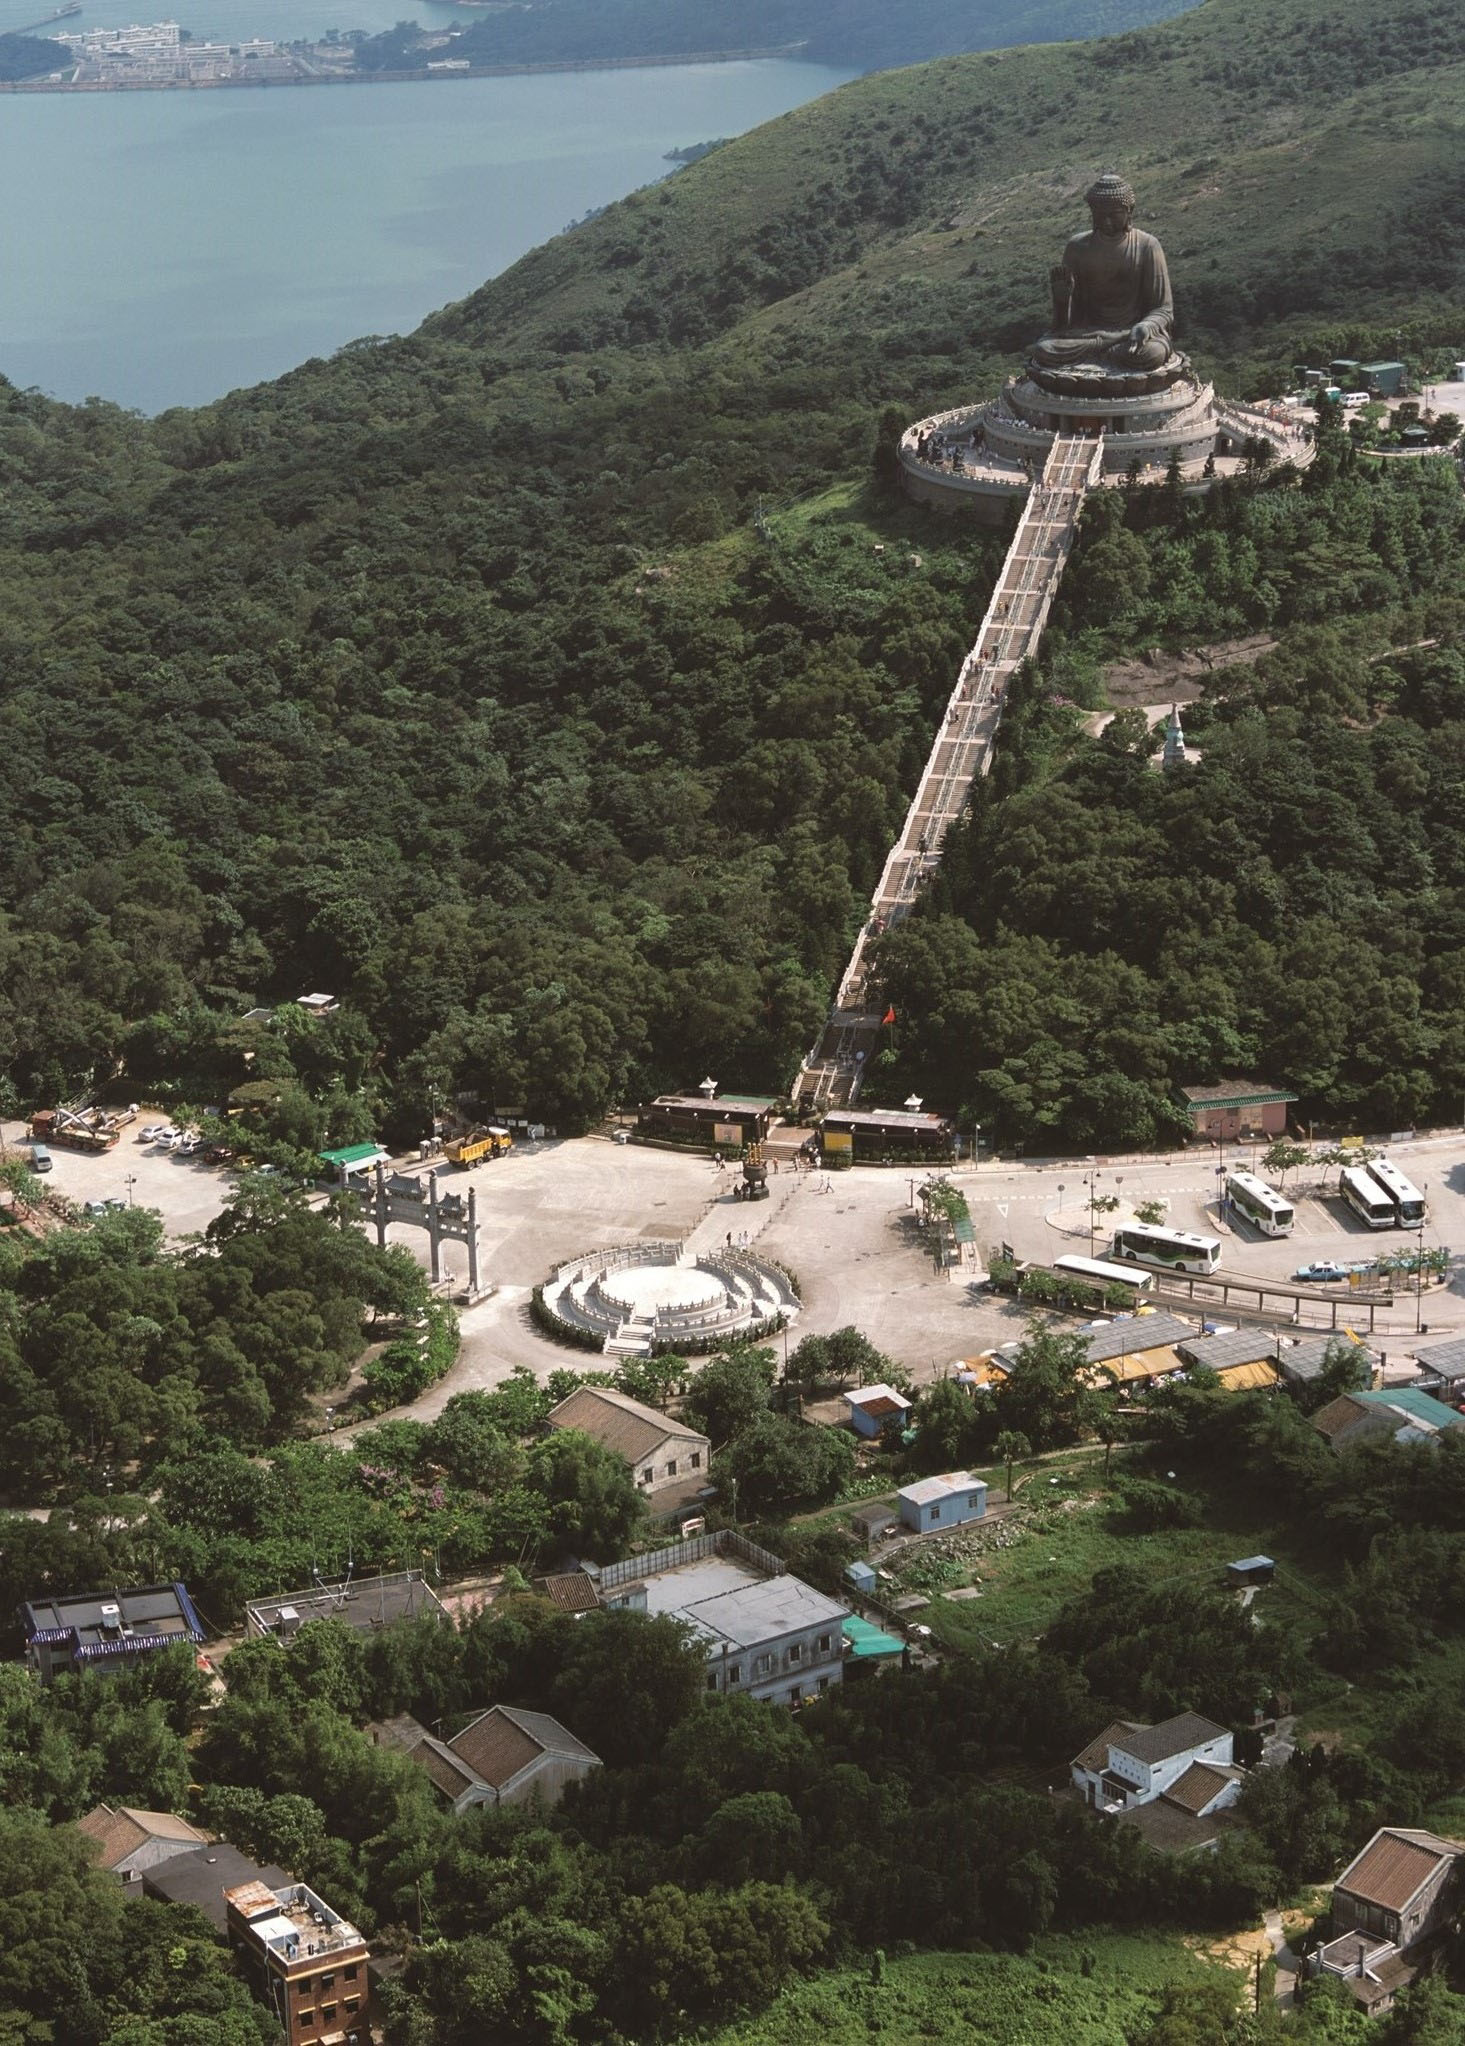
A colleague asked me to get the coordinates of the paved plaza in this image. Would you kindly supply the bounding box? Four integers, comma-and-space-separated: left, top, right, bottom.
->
7, 1116, 1463, 1424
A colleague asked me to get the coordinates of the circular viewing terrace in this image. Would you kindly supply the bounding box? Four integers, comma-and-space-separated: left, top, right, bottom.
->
539, 1241, 800, 1356
899, 388, 1315, 518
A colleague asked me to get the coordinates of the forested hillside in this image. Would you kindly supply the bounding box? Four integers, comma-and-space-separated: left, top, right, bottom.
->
3, 0, 1465, 1146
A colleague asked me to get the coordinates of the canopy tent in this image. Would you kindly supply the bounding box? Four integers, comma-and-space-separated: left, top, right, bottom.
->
842, 1616, 905, 1660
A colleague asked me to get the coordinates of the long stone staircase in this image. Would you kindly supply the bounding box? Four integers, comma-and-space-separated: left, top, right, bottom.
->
794, 431, 1102, 1108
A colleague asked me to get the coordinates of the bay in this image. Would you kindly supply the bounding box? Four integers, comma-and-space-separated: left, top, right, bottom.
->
0, 58, 855, 411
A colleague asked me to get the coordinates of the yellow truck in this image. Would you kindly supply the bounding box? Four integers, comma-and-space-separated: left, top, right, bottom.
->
444, 1126, 513, 1166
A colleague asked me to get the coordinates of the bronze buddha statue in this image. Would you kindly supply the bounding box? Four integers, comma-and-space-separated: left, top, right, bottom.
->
1029, 174, 1186, 395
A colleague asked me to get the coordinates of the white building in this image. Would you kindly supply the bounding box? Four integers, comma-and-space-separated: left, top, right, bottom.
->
598, 1531, 849, 1707
1071, 1711, 1243, 1850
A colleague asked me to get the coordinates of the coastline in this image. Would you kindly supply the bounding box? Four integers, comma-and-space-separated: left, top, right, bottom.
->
0, 40, 813, 91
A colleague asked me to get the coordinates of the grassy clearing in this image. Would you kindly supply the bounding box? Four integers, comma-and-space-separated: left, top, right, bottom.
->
899, 1460, 1340, 1654
702, 1931, 1234, 2045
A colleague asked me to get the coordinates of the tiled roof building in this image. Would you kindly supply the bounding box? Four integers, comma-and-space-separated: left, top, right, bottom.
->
547, 1385, 710, 1501
369, 1704, 601, 1814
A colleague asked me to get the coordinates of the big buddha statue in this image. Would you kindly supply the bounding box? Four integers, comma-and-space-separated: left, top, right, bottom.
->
1028, 173, 1187, 396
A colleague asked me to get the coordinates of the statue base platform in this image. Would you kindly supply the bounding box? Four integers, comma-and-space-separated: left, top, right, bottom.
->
896, 372, 1313, 521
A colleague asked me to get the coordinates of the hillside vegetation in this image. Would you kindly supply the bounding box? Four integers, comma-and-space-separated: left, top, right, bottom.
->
2, 0, 1465, 1145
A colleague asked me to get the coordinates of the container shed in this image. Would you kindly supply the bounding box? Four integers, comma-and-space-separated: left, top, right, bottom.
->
843, 1383, 914, 1439
1357, 360, 1405, 397
1225, 1555, 1276, 1588
844, 1560, 878, 1596
898, 1471, 987, 1534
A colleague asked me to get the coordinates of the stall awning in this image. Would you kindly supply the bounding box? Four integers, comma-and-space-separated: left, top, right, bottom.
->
843, 1616, 905, 1659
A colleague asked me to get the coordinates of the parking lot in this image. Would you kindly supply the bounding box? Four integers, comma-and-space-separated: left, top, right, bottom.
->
1, 1114, 235, 1238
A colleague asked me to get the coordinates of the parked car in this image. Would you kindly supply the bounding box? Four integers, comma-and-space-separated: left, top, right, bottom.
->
84, 1200, 110, 1217
1294, 1261, 1351, 1283
154, 1127, 182, 1146
204, 1143, 237, 1165
30, 1145, 52, 1172
138, 1124, 168, 1142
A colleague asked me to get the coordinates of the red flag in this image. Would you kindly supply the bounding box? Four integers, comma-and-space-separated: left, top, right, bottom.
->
882, 1006, 896, 1026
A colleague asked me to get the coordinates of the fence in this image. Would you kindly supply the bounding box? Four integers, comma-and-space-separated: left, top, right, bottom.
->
599, 1526, 785, 1591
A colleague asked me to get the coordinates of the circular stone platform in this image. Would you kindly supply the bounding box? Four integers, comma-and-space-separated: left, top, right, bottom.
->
599, 1265, 724, 1318
538, 1243, 802, 1356
899, 382, 1315, 519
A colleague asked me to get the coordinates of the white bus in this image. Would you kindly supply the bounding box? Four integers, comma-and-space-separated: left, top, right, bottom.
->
1339, 1163, 1395, 1230
1110, 1222, 1223, 1275
1053, 1254, 1154, 1295
1225, 1170, 1294, 1238
1365, 1157, 1427, 1229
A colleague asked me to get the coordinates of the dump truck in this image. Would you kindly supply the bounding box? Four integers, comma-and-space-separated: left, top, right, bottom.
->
444, 1126, 513, 1167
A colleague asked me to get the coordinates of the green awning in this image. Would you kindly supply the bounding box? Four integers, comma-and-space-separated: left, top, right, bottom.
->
319, 1144, 384, 1167
843, 1616, 905, 1659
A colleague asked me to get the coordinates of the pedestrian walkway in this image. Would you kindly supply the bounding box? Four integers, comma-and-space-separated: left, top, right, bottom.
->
680, 1169, 800, 1260
795, 433, 1103, 1109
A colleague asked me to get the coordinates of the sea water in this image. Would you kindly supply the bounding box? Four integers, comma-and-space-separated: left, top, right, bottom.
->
0, 57, 855, 410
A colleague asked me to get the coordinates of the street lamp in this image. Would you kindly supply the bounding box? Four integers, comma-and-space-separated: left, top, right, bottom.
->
124, 1173, 136, 1207
1416, 1191, 1428, 1335
1086, 1170, 1099, 1254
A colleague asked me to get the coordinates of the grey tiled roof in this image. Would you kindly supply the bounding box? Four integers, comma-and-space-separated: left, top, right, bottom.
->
997, 1314, 1196, 1371
1176, 1329, 1279, 1372
1177, 1330, 1375, 1384
1414, 1336, 1465, 1383
1073, 1315, 1197, 1366
1112, 1712, 1229, 1764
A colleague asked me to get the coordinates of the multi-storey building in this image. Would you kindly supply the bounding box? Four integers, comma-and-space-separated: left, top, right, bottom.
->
224, 1878, 371, 2046
597, 1530, 850, 1707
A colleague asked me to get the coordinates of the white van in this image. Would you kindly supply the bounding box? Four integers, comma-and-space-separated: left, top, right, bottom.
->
30, 1144, 53, 1172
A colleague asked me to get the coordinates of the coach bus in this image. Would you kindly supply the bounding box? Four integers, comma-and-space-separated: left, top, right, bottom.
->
1339, 1163, 1396, 1230
1053, 1254, 1155, 1295
1110, 1221, 1223, 1275
1224, 1170, 1295, 1238
1364, 1156, 1427, 1229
